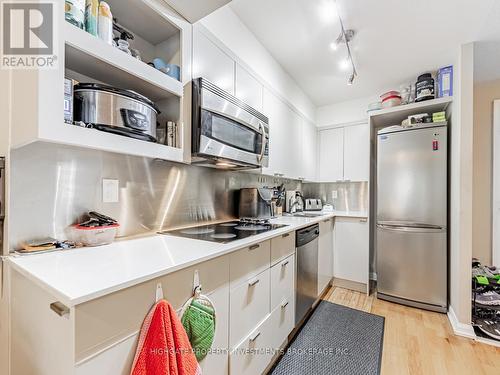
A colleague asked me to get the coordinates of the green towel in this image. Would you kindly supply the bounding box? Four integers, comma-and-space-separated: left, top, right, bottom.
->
181, 298, 216, 361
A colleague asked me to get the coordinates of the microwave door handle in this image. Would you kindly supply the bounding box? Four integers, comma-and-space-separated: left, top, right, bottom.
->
258, 122, 265, 162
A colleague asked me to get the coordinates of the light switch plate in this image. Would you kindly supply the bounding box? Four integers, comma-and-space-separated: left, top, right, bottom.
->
332, 190, 338, 199
102, 179, 119, 203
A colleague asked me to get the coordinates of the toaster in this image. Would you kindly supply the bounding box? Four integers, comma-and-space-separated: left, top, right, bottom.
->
305, 198, 323, 211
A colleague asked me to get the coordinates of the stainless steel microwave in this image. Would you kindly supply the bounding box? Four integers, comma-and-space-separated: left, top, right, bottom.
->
191, 78, 269, 169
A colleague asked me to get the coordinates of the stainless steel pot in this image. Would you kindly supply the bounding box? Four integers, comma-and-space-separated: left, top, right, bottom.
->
74, 83, 159, 142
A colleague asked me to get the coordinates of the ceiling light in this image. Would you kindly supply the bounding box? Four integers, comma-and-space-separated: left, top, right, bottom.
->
330, 42, 338, 51
319, 0, 337, 23
338, 59, 350, 71
347, 72, 355, 85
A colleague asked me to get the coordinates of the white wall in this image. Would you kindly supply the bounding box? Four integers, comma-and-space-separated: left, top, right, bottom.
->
449, 43, 474, 326
316, 95, 379, 128
199, 5, 316, 122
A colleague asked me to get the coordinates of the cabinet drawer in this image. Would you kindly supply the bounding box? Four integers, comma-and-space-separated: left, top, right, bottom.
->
229, 269, 270, 348
230, 240, 270, 286
270, 254, 295, 310
74, 255, 229, 362
271, 232, 295, 265
230, 298, 294, 375
230, 312, 274, 375
268, 296, 294, 352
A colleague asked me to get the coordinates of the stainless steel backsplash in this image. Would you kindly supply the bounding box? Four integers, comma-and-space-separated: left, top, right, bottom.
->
9, 142, 300, 250
302, 181, 368, 212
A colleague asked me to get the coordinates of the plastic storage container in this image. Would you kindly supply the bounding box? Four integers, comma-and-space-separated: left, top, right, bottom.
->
72, 224, 119, 246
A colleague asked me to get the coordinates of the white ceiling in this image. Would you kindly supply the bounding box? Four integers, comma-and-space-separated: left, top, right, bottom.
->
230, 0, 500, 106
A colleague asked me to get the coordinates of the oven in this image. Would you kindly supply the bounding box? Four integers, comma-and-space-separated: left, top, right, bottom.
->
191, 78, 269, 169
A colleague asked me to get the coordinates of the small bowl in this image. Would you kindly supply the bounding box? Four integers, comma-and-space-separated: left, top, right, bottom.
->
71, 224, 119, 247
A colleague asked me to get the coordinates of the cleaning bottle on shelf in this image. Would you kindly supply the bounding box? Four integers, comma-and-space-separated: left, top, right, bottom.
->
84, 0, 99, 36
97, 1, 113, 45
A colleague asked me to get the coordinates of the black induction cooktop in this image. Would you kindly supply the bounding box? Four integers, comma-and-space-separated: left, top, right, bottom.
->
160, 220, 288, 243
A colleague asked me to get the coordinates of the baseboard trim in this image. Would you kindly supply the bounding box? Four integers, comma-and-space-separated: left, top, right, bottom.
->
447, 306, 475, 339
333, 278, 366, 294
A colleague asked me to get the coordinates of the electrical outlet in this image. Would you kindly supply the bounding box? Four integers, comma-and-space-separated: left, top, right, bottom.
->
332, 190, 338, 199
102, 179, 119, 203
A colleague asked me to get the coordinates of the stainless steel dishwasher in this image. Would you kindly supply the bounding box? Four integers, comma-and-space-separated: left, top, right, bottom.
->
295, 223, 319, 325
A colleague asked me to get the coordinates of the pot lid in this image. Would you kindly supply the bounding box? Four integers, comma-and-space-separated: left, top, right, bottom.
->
74, 83, 160, 113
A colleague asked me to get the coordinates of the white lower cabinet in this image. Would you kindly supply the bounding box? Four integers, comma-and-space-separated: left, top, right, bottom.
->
318, 218, 334, 294
230, 299, 294, 375
270, 232, 295, 265
333, 217, 369, 286
229, 268, 271, 348
270, 254, 295, 310
10, 235, 298, 375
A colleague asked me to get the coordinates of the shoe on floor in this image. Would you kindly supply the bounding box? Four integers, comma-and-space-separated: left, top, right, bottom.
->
475, 291, 500, 306
476, 319, 500, 340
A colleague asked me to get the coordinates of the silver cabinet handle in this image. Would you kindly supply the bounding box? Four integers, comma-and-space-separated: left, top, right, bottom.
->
281, 300, 289, 309
249, 331, 261, 342
274, 172, 284, 177
249, 244, 260, 251
50, 302, 69, 317
248, 278, 260, 287
359, 218, 368, 223
282, 233, 290, 238
281, 260, 289, 267
323, 219, 330, 223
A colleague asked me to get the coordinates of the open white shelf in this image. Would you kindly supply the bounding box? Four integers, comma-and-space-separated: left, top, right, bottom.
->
369, 96, 453, 127
64, 22, 183, 101
35, 123, 184, 162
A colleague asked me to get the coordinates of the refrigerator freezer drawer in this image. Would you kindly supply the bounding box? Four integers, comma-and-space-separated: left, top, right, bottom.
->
376, 225, 447, 309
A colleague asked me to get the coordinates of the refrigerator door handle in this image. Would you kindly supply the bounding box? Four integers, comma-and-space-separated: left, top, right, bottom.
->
377, 221, 445, 230
377, 224, 446, 233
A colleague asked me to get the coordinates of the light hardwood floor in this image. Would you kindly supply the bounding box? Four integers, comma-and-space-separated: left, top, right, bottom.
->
323, 286, 500, 375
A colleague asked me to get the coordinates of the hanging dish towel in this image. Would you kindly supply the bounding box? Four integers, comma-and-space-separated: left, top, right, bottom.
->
130, 299, 202, 375
180, 292, 216, 362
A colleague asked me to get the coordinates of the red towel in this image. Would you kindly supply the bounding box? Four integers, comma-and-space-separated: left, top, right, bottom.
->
130, 300, 202, 375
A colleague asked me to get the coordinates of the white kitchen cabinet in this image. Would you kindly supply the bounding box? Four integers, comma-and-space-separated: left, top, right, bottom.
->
319, 123, 370, 182
343, 123, 370, 181
333, 217, 369, 287
319, 127, 344, 182
270, 255, 295, 310
286, 109, 304, 179
300, 119, 318, 181
318, 218, 334, 294
193, 27, 235, 94
235, 65, 263, 111
262, 89, 289, 177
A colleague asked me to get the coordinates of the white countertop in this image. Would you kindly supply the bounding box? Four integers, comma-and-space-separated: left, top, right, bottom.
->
6, 210, 367, 307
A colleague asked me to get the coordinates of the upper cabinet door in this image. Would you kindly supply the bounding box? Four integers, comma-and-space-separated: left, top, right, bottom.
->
300, 119, 317, 182
319, 128, 344, 182
286, 109, 303, 180
193, 28, 235, 94
163, 0, 232, 23
235, 65, 263, 111
343, 123, 370, 182
262, 89, 287, 177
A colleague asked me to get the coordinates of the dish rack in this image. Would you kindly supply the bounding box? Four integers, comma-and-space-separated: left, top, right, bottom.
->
471, 274, 500, 341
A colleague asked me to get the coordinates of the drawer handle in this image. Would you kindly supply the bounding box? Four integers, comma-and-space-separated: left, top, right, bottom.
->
359, 218, 367, 223
281, 300, 289, 309
248, 278, 260, 287
249, 331, 261, 342
323, 219, 330, 223
282, 233, 290, 238
50, 302, 69, 317
249, 244, 260, 251
281, 260, 289, 267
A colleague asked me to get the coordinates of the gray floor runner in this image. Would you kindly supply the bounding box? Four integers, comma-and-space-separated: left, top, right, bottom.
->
269, 300, 385, 375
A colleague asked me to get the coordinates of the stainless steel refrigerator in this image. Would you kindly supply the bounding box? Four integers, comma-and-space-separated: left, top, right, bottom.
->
376, 124, 447, 313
